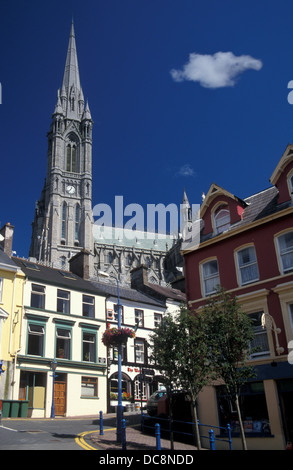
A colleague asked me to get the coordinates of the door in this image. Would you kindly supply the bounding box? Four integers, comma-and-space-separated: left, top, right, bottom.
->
54, 379, 67, 416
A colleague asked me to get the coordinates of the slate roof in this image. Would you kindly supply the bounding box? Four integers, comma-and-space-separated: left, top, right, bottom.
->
12, 257, 166, 307
200, 185, 291, 244
0, 248, 20, 270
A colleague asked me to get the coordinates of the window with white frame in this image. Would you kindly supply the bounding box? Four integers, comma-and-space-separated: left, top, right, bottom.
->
30, 284, 45, 309
57, 289, 70, 314
27, 323, 45, 357
249, 312, 270, 359
135, 309, 144, 327
82, 295, 95, 318
201, 259, 220, 296
154, 313, 162, 328
82, 331, 96, 363
277, 231, 293, 273
135, 338, 145, 364
214, 206, 230, 234
56, 328, 71, 359
237, 246, 259, 285
81, 377, 98, 397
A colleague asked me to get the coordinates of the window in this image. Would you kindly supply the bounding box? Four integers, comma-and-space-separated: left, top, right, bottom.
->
110, 344, 127, 363
61, 202, 67, 240
83, 295, 95, 318
277, 231, 293, 273
249, 312, 270, 358
56, 328, 71, 359
82, 332, 96, 362
202, 259, 220, 295
75, 204, 80, 241
135, 339, 145, 364
81, 377, 98, 397
214, 206, 230, 234
237, 246, 259, 285
0, 278, 3, 302
57, 289, 70, 314
154, 313, 162, 328
134, 376, 147, 401
66, 144, 77, 172
135, 309, 144, 327
27, 323, 45, 356
216, 382, 271, 435
30, 284, 45, 309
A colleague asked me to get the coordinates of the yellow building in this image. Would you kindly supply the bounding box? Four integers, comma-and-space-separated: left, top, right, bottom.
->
0, 224, 25, 401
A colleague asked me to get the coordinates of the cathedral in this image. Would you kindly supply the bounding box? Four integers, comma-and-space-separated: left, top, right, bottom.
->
29, 23, 188, 289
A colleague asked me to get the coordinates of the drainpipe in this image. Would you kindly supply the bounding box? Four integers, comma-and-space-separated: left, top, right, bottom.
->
8, 271, 18, 355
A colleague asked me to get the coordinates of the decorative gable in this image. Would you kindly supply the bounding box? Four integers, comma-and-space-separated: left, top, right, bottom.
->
270, 143, 293, 204
201, 183, 247, 236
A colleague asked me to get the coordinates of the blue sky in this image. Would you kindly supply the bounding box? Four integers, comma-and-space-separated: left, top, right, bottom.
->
1, 0, 293, 257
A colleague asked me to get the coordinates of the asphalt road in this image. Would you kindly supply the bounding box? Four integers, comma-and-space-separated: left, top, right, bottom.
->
0, 416, 110, 450
0, 413, 141, 450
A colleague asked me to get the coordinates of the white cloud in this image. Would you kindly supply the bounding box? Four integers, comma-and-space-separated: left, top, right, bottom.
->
177, 164, 195, 177
170, 51, 263, 88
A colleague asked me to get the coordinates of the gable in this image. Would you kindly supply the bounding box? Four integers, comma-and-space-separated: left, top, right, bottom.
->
270, 143, 293, 204
201, 183, 247, 235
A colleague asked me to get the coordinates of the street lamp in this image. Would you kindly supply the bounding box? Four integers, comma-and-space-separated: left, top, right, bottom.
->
98, 270, 123, 443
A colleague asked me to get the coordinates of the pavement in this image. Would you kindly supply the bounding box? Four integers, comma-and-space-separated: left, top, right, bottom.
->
90, 412, 199, 451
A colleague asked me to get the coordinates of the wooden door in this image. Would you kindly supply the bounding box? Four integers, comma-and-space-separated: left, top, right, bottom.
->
54, 381, 66, 416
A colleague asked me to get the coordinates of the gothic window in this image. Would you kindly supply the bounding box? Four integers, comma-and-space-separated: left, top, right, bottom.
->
66, 144, 77, 172
75, 204, 80, 241
61, 202, 67, 241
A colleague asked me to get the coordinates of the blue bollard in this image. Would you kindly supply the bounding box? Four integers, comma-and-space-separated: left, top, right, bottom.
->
122, 418, 126, 450
99, 410, 104, 435
209, 429, 215, 450
227, 424, 232, 450
155, 423, 161, 450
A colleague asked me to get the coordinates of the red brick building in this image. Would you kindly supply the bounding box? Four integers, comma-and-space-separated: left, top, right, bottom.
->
182, 143, 293, 450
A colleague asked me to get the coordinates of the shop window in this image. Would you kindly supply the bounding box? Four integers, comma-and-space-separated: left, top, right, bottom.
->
216, 382, 271, 436
201, 259, 220, 296
134, 375, 147, 401
30, 284, 46, 309
81, 377, 98, 397
236, 246, 259, 285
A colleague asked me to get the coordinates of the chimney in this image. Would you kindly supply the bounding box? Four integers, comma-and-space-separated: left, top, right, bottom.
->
130, 265, 149, 290
0, 222, 15, 256
69, 249, 92, 280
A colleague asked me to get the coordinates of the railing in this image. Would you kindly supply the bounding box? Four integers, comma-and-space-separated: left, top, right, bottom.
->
141, 413, 232, 450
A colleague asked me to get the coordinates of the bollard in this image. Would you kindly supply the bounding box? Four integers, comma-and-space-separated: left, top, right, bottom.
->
122, 418, 126, 450
155, 423, 161, 450
209, 429, 215, 450
227, 424, 232, 450
99, 410, 104, 435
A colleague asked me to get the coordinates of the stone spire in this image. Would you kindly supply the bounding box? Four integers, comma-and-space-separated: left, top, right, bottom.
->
59, 21, 84, 120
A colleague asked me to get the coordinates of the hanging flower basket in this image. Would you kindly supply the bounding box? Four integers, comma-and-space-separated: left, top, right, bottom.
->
102, 327, 135, 347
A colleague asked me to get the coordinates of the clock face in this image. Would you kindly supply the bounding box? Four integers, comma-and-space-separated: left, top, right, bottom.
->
66, 185, 75, 195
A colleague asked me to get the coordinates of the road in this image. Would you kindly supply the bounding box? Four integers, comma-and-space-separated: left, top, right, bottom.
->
0, 413, 141, 450
0, 416, 108, 450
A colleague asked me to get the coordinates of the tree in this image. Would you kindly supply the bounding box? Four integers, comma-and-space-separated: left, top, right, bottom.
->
200, 288, 256, 450
150, 304, 215, 450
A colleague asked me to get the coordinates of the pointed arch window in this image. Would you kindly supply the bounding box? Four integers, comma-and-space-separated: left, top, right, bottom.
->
61, 202, 67, 241
75, 204, 80, 241
66, 144, 77, 172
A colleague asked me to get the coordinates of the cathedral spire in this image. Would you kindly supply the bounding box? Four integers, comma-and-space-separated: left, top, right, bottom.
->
60, 21, 84, 119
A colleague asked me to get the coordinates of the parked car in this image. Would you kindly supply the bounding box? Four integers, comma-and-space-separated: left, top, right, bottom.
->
146, 389, 167, 416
